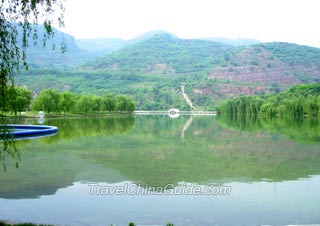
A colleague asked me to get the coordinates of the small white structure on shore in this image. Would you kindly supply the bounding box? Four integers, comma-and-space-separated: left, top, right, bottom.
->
38, 111, 44, 118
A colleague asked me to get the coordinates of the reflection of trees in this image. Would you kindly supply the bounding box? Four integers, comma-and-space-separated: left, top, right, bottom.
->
42, 116, 136, 143
81, 116, 320, 187
1, 118, 20, 171
0, 137, 20, 172
1, 116, 320, 198
217, 115, 320, 143
1, 125, 34, 172
1, 116, 135, 171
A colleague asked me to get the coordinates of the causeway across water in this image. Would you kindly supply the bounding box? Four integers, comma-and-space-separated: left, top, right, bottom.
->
134, 110, 216, 116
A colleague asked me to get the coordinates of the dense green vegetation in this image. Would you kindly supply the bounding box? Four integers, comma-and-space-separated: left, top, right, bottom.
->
17, 70, 193, 110
217, 84, 320, 118
261, 42, 320, 66
0, 87, 136, 115
0, 2, 64, 105
14, 30, 320, 110
85, 33, 232, 75
0, 86, 32, 116
32, 89, 136, 114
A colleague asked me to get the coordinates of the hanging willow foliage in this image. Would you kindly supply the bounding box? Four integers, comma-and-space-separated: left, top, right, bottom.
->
0, 0, 65, 111
1, 1, 65, 167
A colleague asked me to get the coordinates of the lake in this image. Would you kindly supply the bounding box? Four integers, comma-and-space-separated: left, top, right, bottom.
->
0, 115, 320, 226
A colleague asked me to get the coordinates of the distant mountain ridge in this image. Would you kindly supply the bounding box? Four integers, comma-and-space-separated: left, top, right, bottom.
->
84, 33, 320, 84
16, 25, 90, 69
24, 29, 180, 68
75, 30, 178, 54
202, 37, 260, 46
84, 33, 233, 75
75, 38, 127, 55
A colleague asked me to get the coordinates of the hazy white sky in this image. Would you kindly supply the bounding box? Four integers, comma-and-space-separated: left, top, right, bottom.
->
62, 0, 320, 47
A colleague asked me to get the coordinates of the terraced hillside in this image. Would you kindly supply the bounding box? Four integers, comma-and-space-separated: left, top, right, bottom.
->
209, 44, 320, 85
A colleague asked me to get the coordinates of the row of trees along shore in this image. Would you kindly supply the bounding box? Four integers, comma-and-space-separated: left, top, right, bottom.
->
216, 84, 320, 118
0, 87, 136, 115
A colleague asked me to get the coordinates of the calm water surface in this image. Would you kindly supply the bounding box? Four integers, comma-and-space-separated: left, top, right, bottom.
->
0, 116, 320, 226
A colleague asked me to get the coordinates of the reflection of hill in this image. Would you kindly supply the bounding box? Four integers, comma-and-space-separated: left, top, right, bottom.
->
217, 116, 320, 143
43, 116, 136, 141
0, 117, 135, 199
1, 116, 320, 199
0, 149, 125, 199
78, 116, 320, 187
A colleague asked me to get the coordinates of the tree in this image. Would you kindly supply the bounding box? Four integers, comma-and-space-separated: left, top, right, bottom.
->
304, 95, 319, 117
92, 96, 103, 112
7, 86, 32, 115
76, 95, 93, 114
115, 95, 136, 112
33, 89, 61, 114
217, 84, 320, 118
126, 98, 136, 112
0, 0, 64, 111
102, 94, 116, 112
60, 91, 76, 115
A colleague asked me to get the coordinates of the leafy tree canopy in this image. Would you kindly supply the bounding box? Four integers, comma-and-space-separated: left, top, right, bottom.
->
0, 0, 64, 110
217, 84, 320, 118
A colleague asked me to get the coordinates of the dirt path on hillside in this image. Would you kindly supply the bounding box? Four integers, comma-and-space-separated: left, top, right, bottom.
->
181, 85, 196, 110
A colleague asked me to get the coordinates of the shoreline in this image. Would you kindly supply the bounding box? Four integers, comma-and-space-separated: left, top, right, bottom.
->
0, 220, 54, 226
0, 112, 135, 120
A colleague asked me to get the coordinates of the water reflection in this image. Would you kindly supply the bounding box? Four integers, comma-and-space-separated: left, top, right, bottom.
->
1, 116, 320, 226
0, 139, 20, 172
0, 119, 20, 172
45, 116, 136, 140
0, 115, 320, 199
217, 115, 320, 143
84, 116, 320, 187
0, 116, 135, 198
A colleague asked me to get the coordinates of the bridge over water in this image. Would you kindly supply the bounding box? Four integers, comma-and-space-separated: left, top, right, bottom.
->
134, 110, 216, 117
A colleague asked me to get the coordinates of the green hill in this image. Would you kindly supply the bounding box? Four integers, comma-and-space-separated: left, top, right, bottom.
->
261, 42, 320, 66
85, 33, 233, 75
16, 30, 320, 110
209, 42, 320, 85
74, 31, 175, 56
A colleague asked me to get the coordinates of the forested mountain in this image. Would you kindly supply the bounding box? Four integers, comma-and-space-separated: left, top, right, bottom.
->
84, 34, 320, 86
75, 31, 174, 55
84, 33, 232, 75
16, 29, 320, 110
